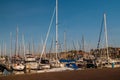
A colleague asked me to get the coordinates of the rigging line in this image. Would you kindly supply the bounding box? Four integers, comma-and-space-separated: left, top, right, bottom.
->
48, 38, 54, 54
39, 7, 56, 63
97, 16, 104, 49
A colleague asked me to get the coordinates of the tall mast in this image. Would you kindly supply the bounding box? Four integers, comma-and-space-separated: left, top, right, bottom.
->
31, 38, 34, 55
64, 31, 67, 53
10, 32, 12, 58
104, 13, 109, 59
82, 35, 84, 52
29, 42, 31, 54
15, 27, 19, 56
3, 42, 6, 56
22, 34, 25, 58
77, 40, 79, 51
4, 43, 6, 56
56, 0, 58, 60
19, 43, 22, 56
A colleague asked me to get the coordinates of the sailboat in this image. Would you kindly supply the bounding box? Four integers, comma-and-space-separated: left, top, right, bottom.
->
96, 13, 120, 68
11, 27, 25, 71
50, 0, 65, 68
0, 43, 6, 64
25, 53, 39, 70
24, 38, 39, 70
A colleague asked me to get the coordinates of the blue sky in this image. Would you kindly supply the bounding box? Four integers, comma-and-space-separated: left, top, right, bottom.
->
0, 0, 120, 53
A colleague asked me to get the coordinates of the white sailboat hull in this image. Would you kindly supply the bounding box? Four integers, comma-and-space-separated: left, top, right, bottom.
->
12, 64, 25, 71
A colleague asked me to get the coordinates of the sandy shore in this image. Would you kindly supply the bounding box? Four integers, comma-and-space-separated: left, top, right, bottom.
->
0, 68, 120, 80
